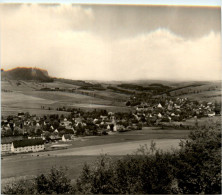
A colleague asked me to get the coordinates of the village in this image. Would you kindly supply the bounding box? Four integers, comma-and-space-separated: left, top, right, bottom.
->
1, 96, 221, 154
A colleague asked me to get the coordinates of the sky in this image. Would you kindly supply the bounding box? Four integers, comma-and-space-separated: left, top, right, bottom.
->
0, 3, 221, 81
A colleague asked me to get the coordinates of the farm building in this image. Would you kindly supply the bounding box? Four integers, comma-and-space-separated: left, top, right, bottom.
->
11, 138, 44, 153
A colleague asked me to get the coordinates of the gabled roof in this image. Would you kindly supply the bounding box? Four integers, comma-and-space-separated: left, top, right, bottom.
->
157, 103, 162, 108
63, 134, 71, 139
2, 136, 24, 144
13, 138, 44, 148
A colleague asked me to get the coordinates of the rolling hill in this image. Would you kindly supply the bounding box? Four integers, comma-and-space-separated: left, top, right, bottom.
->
1, 66, 221, 116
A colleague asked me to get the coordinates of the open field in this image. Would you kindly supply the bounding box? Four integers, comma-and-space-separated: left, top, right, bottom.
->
45, 127, 190, 150
170, 116, 221, 127
2, 127, 189, 184
169, 81, 221, 102
2, 79, 221, 116
2, 139, 181, 183
1, 80, 130, 116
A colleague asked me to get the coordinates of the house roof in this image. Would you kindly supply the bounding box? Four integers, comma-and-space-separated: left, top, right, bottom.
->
63, 134, 71, 139
2, 136, 24, 144
13, 138, 44, 148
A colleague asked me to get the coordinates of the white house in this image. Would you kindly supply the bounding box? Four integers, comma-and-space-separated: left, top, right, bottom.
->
11, 138, 44, 153
157, 103, 162, 108
158, 113, 162, 118
62, 134, 72, 142
1, 136, 24, 153
113, 124, 125, 132
1, 143, 11, 153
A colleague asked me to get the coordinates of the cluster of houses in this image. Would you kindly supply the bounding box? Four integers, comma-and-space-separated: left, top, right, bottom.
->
1, 97, 220, 154
134, 97, 220, 124
1, 110, 142, 154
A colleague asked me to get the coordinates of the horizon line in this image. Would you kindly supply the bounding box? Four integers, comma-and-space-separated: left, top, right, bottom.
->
3, 67, 221, 83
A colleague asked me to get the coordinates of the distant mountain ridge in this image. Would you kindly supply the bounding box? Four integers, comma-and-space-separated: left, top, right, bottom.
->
1, 67, 53, 82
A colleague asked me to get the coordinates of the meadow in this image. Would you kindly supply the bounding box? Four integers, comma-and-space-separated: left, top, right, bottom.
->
1, 80, 130, 116
1, 127, 189, 186
2, 79, 221, 116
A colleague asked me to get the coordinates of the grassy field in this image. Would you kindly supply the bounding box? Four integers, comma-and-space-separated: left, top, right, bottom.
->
1, 139, 181, 185
170, 116, 221, 127
2, 79, 221, 116
169, 81, 221, 102
1, 80, 130, 116
2, 127, 189, 186
1, 155, 104, 188
48, 127, 190, 150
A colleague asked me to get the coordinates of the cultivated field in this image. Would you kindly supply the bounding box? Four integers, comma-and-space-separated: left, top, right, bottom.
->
2, 79, 221, 116
1, 80, 130, 116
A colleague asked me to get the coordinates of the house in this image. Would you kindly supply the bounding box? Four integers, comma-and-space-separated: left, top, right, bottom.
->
62, 134, 72, 142
1, 142, 11, 153
61, 119, 72, 129
1, 136, 24, 153
113, 124, 124, 132
158, 113, 162, 118
11, 138, 44, 153
157, 103, 162, 108
106, 123, 114, 131
49, 135, 61, 142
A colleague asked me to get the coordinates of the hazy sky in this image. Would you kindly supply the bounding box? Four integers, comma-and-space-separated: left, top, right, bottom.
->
0, 4, 221, 81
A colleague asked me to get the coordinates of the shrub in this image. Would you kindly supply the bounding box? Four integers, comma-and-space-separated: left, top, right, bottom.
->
35, 167, 72, 194
174, 126, 221, 194
76, 127, 221, 194
76, 150, 175, 194
76, 155, 117, 194
2, 179, 36, 194
3, 167, 72, 194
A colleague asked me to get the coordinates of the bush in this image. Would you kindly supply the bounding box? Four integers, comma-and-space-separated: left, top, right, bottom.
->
35, 167, 72, 194
76, 127, 221, 194
76, 151, 175, 194
2, 179, 36, 194
76, 155, 117, 194
174, 126, 221, 194
3, 167, 72, 194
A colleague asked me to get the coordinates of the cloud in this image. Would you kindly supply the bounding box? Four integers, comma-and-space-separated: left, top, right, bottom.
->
0, 4, 221, 81
110, 29, 221, 81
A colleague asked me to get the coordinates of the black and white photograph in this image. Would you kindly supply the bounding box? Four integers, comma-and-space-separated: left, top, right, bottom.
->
0, 0, 221, 194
